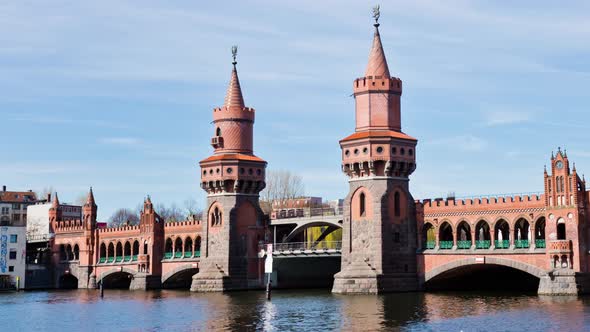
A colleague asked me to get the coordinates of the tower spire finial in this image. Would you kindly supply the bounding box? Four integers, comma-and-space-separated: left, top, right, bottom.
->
372, 5, 380, 26
231, 45, 238, 66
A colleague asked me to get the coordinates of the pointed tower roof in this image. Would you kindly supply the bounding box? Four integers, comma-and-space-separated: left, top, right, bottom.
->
223, 46, 245, 109
86, 187, 95, 206
52, 192, 60, 207
365, 8, 390, 78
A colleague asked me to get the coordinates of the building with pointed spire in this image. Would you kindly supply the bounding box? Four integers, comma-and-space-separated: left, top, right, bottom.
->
332, 9, 419, 294
191, 47, 267, 292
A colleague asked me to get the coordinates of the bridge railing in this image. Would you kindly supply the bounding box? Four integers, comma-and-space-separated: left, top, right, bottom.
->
271, 207, 343, 220
271, 241, 342, 252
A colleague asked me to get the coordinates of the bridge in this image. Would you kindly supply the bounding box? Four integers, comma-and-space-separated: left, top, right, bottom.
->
51, 193, 208, 290
269, 207, 343, 243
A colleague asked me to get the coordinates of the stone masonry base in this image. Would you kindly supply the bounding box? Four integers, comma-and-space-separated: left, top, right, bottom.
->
332, 271, 418, 294
538, 270, 590, 295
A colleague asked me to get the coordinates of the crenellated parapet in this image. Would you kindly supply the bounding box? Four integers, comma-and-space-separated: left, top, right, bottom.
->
353, 75, 402, 94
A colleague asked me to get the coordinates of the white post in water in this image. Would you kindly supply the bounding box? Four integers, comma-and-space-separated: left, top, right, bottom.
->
265, 244, 273, 300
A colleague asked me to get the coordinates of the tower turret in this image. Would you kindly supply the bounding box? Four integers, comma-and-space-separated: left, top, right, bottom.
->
333, 7, 419, 295
83, 187, 97, 230
192, 47, 267, 292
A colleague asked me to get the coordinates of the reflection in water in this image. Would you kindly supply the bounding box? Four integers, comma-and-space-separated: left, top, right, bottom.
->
0, 289, 589, 331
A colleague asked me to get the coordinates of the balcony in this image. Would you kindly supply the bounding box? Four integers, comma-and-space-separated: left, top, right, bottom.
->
515, 240, 529, 249
424, 241, 435, 250
475, 240, 491, 249
211, 136, 224, 148
535, 239, 546, 248
457, 241, 471, 249
548, 240, 572, 253
495, 240, 510, 249
439, 241, 453, 250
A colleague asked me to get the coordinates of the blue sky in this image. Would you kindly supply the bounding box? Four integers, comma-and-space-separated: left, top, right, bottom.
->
2, 1, 590, 220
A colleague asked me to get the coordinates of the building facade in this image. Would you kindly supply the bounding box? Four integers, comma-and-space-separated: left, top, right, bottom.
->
0, 186, 36, 289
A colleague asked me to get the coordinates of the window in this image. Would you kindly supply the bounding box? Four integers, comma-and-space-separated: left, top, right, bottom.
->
12, 203, 20, 210
1, 207, 9, 214
13, 214, 20, 221
359, 193, 366, 217
394, 192, 401, 217
10, 234, 17, 243
216, 127, 222, 136
557, 221, 566, 240
394, 232, 400, 243
9, 249, 17, 260
9, 266, 14, 272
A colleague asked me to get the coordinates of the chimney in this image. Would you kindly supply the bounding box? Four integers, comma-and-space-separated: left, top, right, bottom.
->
2, 185, 5, 192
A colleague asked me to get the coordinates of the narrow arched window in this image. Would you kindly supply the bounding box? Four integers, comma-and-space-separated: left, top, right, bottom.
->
557, 220, 566, 240
359, 192, 366, 216
216, 127, 222, 136
394, 191, 401, 217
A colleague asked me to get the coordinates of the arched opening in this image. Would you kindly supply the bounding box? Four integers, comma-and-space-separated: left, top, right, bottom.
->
124, 241, 131, 261
216, 127, 222, 137
514, 218, 530, 248
557, 218, 566, 240
359, 193, 366, 216
475, 220, 491, 249
394, 191, 400, 217
101, 272, 133, 289
99, 243, 107, 263
439, 222, 453, 249
164, 238, 173, 259
211, 206, 222, 226
66, 244, 73, 261
195, 236, 202, 257
425, 264, 539, 292
59, 244, 66, 261
107, 243, 115, 263
73, 244, 79, 260
174, 237, 183, 258
494, 219, 510, 249
184, 238, 193, 258
456, 221, 471, 249
162, 267, 200, 289
59, 273, 78, 289
143, 241, 148, 255
535, 217, 546, 248
422, 223, 435, 249
115, 242, 123, 262
133, 240, 139, 259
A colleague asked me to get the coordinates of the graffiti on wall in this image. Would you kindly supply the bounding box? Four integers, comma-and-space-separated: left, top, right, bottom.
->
0, 227, 8, 273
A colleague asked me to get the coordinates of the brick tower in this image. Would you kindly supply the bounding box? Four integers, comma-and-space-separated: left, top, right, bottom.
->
191, 47, 267, 292
79, 188, 97, 288
332, 8, 419, 294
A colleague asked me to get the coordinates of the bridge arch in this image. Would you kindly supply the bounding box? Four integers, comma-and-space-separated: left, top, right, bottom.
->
283, 221, 342, 242
98, 267, 138, 289
424, 257, 547, 287
161, 264, 199, 289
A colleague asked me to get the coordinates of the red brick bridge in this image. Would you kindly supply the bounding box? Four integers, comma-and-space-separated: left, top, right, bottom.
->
51, 191, 205, 290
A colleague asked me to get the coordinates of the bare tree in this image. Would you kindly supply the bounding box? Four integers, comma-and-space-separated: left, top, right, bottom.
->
260, 169, 305, 203
156, 203, 185, 223
74, 192, 88, 206
109, 208, 140, 227
183, 198, 203, 220
36, 186, 55, 202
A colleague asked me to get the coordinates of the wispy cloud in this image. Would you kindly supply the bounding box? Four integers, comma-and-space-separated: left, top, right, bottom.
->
483, 110, 531, 126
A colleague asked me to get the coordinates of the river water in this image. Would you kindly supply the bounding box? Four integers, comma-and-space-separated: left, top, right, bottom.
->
1, 289, 590, 331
